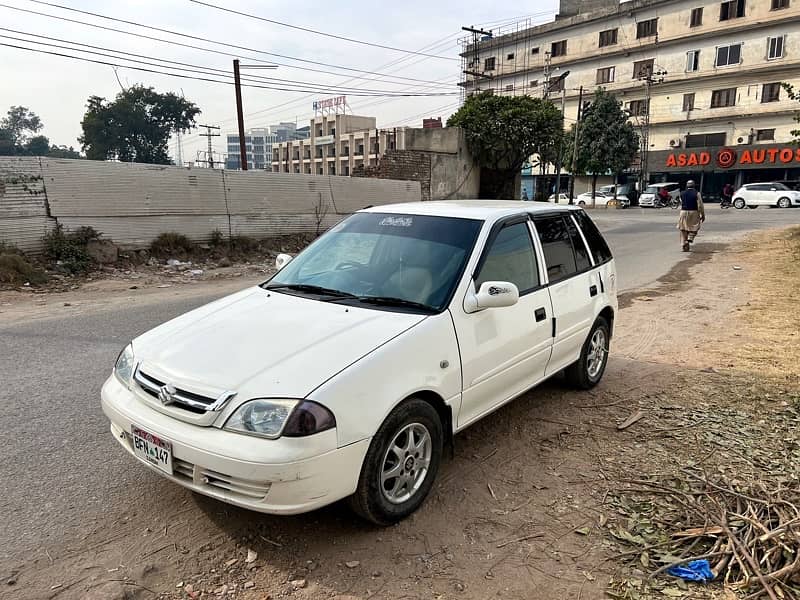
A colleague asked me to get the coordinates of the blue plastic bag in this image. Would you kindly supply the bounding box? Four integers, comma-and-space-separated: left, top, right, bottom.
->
666, 559, 714, 582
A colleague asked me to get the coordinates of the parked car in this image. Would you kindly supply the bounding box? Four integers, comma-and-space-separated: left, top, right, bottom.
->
733, 183, 800, 209
639, 182, 680, 207
576, 191, 631, 208
102, 201, 617, 525
547, 193, 573, 205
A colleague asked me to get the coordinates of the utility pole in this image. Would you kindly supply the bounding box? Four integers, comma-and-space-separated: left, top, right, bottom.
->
198, 124, 220, 169
548, 70, 570, 199
637, 68, 666, 198
461, 26, 494, 94
175, 133, 184, 167
569, 86, 585, 204
543, 51, 552, 100
233, 59, 248, 170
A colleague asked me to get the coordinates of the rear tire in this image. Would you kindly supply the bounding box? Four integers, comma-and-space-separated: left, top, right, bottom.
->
748, 205, 757, 210
349, 399, 443, 526
778, 197, 791, 209
565, 317, 610, 390
733, 198, 745, 209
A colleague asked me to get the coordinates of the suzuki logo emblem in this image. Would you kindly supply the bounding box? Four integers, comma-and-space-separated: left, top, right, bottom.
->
158, 383, 177, 406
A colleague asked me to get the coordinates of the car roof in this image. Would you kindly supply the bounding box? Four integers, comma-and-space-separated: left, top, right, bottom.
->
360, 200, 581, 221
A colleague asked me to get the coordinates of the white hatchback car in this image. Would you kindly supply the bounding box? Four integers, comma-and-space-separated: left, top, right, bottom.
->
576, 192, 631, 208
102, 201, 617, 525
732, 183, 800, 209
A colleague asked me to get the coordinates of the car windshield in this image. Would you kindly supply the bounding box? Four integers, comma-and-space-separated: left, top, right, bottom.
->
265, 212, 483, 312
645, 185, 661, 194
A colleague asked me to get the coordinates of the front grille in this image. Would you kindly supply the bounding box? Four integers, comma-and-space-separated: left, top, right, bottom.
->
170, 457, 271, 500
134, 369, 218, 413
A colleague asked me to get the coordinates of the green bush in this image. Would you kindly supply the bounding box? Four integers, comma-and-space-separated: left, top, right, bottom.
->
229, 235, 260, 254
209, 228, 225, 248
150, 232, 196, 258
0, 252, 48, 285
43, 224, 98, 274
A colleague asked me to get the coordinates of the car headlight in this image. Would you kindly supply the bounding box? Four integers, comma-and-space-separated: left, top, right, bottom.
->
224, 399, 336, 439
114, 344, 136, 388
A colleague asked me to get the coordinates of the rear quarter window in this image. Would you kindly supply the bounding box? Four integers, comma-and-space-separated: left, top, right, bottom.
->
572, 211, 613, 265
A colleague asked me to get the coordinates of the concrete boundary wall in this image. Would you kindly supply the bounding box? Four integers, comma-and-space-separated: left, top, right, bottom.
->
0, 157, 421, 253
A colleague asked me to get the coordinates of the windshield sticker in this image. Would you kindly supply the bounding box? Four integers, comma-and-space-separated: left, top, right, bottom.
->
380, 216, 413, 227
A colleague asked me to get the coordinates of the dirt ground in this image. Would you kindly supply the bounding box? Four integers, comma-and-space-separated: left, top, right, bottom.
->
4, 228, 800, 600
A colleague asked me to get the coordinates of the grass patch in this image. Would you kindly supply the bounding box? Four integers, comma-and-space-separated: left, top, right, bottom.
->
150, 232, 196, 259
0, 251, 48, 285
43, 224, 100, 274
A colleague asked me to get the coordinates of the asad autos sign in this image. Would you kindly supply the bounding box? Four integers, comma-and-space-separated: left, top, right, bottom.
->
663, 146, 800, 170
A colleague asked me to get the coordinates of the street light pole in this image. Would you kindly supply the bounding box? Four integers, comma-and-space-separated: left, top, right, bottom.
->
569, 85, 584, 204
233, 59, 248, 171
554, 87, 566, 201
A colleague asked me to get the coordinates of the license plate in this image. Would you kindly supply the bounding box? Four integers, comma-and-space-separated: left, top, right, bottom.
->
131, 426, 173, 475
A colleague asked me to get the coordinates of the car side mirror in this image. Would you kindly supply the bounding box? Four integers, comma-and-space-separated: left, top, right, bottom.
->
464, 281, 520, 313
275, 254, 293, 270
771, 187, 777, 192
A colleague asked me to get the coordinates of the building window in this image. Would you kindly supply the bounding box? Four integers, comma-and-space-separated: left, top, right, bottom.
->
711, 87, 738, 108
507, 52, 515, 60
715, 43, 742, 67
767, 36, 785, 60
690, 7, 704, 26
762, 82, 782, 102
636, 18, 658, 39
344, 165, 350, 176
532, 47, 540, 55
628, 99, 649, 116
596, 66, 615, 84
686, 50, 700, 72
772, 0, 788, 9
318, 168, 323, 175
484, 57, 496, 71
529, 79, 539, 88
599, 28, 618, 47
683, 93, 696, 112
757, 128, 776, 141
633, 58, 655, 79
551, 40, 567, 57
686, 133, 727, 147
505, 84, 514, 92
549, 76, 565, 92
720, 0, 745, 21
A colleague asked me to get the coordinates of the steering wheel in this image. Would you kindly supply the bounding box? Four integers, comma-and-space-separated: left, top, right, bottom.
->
335, 261, 364, 271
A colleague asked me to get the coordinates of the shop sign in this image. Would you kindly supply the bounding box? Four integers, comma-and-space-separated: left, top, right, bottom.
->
665, 146, 800, 170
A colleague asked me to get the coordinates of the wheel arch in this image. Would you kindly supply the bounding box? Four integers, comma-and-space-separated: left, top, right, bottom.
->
598, 305, 615, 337
403, 390, 454, 449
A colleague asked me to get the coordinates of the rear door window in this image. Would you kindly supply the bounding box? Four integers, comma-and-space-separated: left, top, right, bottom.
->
476, 221, 540, 293
534, 215, 578, 283
572, 211, 613, 265
564, 216, 592, 271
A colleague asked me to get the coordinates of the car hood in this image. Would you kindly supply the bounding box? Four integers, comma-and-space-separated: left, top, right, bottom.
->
132, 287, 426, 398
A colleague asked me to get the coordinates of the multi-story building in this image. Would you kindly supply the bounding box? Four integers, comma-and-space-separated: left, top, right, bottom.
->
225, 128, 277, 171
271, 114, 405, 176
462, 0, 800, 194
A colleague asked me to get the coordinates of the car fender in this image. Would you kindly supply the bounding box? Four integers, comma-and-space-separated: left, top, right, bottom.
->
306, 312, 462, 447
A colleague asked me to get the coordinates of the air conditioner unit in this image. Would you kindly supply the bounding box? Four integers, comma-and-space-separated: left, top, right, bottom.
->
669, 139, 681, 148
737, 136, 745, 144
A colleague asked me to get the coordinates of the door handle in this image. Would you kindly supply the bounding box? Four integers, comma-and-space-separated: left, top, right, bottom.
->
590, 285, 598, 297
534, 307, 547, 322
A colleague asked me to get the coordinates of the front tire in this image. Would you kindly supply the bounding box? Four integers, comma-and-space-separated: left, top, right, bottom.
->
349, 399, 443, 526
778, 197, 791, 209
565, 317, 610, 390
733, 198, 746, 209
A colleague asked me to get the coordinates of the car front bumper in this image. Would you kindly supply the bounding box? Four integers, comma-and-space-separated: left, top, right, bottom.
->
638, 196, 655, 206
101, 375, 369, 514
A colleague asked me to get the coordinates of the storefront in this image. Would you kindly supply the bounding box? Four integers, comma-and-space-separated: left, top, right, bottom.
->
649, 145, 800, 200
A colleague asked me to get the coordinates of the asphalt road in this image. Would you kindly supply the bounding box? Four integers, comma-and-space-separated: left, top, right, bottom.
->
1, 206, 799, 573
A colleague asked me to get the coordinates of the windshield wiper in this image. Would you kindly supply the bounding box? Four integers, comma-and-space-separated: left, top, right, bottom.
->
264, 283, 358, 299
355, 296, 436, 312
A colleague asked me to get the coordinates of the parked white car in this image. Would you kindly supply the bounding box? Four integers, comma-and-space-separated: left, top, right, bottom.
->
547, 193, 573, 205
576, 192, 631, 208
732, 183, 800, 209
102, 201, 618, 525
639, 182, 681, 207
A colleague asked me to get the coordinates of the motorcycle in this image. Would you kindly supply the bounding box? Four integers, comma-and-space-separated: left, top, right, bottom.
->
655, 194, 681, 209
720, 196, 733, 209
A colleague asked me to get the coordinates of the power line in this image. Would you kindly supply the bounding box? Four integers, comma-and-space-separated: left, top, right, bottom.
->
198, 124, 220, 168
0, 41, 460, 97
187, 0, 457, 61
0, 29, 456, 94
12, 1, 455, 87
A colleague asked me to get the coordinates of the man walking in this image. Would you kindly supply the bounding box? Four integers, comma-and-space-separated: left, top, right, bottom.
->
677, 180, 705, 252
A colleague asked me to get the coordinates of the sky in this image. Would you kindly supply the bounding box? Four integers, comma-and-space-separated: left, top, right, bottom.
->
0, 0, 560, 163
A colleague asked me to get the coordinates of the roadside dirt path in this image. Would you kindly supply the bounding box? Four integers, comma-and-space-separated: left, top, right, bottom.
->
4, 229, 799, 600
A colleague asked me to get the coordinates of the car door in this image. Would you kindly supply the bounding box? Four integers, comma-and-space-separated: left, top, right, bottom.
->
749, 184, 769, 205
532, 213, 596, 376
451, 216, 554, 429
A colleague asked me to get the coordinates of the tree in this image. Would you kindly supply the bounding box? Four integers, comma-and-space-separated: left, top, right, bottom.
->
572, 89, 639, 205
0, 106, 43, 155
448, 92, 563, 199
80, 86, 200, 164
